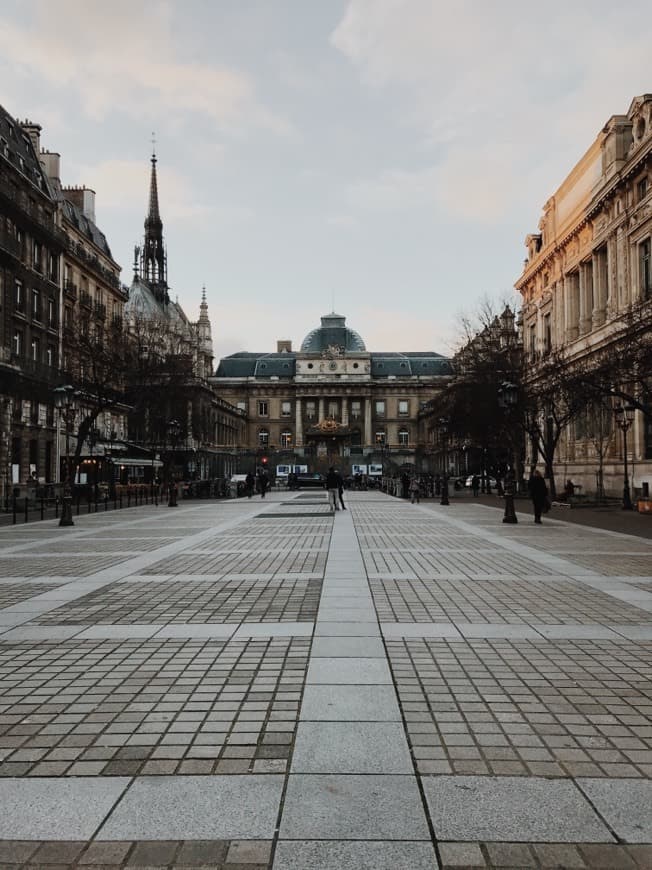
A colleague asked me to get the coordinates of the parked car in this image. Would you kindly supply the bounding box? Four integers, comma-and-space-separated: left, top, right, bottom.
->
296, 472, 325, 488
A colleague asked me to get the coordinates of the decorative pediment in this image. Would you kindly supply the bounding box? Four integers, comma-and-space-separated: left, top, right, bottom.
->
628, 94, 652, 155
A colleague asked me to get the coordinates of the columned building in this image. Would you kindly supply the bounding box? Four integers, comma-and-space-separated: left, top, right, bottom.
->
212, 312, 452, 474
516, 94, 652, 496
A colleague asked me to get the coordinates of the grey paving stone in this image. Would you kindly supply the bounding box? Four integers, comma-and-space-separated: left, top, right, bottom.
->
273, 839, 439, 869
76, 624, 159, 639
381, 622, 462, 639
422, 776, 614, 842
457, 623, 544, 639
99, 774, 283, 840
611, 625, 652, 640
314, 622, 380, 636
0, 776, 130, 839
578, 778, 652, 842
533, 624, 621, 639
318, 609, 375, 621
153, 623, 237, 639
310, 636, 385, 657
0, 624, 87, 641
307, 658, 392, 685
291, 722, 412, 773
279, 774, 430, 839
300, 685, 401, 721
232, 622, 314, 639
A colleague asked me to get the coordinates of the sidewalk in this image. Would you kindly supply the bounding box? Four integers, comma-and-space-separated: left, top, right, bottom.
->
0, 492, 650, 868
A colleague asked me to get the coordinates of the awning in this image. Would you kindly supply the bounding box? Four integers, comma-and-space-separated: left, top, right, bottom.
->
110, 457, 163, 468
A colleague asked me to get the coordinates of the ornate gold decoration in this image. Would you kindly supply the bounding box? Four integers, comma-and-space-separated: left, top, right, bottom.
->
316, 417, 340, 432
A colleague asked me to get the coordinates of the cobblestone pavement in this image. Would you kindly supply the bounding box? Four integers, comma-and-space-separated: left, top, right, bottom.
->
0, 494, 650, 868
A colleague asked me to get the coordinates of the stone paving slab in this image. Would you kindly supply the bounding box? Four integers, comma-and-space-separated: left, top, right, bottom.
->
273, 840, 439, 869
291, 721, 413, 773
299, 684, 401, 721
279, 774, 430, 839
98, 774, 284, 839
0, 776, 130, 839
578, 778, 652, 842
306, 657, 392, 684
422, 776, 614, 842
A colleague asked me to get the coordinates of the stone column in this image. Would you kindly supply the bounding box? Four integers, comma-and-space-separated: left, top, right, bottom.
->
592, 252, 606, 327
318, 398, 325, 421
341, 397, 349, 426
579, 263, 592, 335
364, 398, 372, 447
295, 398, 303, 447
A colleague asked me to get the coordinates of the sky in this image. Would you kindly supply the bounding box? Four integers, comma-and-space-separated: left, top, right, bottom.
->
1, 0, 650, 361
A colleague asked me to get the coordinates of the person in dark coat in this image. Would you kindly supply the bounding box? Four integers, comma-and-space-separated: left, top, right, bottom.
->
245, 472, 255, 498
336, 470, 346, 510
471, 474, 480, 497
257, 470, 269, 498
325, 466, 339, 512
528, 469, 548, 524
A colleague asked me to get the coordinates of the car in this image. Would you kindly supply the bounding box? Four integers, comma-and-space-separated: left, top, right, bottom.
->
296, 472, 325, 488
465, 475, 498, 488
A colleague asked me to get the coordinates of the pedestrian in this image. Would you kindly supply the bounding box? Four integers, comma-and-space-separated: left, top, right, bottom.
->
409, 476, 420, 504
336, 469, 346, 510
257, 469, 269, 499
325, 466, 340, 512
528, 468, 548, 524
245, 471, 255, 498
471, 474, 480, 497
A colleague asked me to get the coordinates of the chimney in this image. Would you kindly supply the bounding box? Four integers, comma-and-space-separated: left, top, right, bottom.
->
40, 150, 61, 186
63, 186, 96, 223
20, 120, 42, 154
277, 340, 292, 353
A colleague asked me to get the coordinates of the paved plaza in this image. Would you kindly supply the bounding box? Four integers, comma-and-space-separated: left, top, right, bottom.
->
0, 491, 651, 869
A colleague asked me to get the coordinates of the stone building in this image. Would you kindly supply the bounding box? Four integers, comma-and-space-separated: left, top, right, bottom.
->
124, 152, 245, 483
212, 312, 452, 475
516, 94, 652, 496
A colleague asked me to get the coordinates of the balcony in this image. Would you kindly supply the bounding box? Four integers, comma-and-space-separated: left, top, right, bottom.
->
94, 301, 107, 319
79, 290, 93, 309
64, 280, 78, 299
0, 227, 20, 258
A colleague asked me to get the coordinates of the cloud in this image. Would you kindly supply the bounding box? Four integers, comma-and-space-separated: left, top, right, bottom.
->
332, 0, 652, 221
0, 0, 293, 135
70, 159, 211, 222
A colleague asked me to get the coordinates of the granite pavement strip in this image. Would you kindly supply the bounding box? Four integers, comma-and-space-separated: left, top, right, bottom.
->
0, 493, 650, 868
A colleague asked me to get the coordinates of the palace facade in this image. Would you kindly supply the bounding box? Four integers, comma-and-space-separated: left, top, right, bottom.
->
211, 312, 453, 475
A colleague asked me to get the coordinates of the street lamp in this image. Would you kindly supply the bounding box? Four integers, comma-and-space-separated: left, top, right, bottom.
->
614, 405, 635, 511
167, 418, 181, 507
498, 382, 518, 524
439, 417, 450, 506
53, 384, 76, 527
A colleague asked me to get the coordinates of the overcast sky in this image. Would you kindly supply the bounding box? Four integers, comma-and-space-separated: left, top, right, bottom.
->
1, 0, 650, 360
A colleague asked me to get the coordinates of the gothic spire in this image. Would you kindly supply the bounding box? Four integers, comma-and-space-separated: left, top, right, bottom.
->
139, 136, 168, 303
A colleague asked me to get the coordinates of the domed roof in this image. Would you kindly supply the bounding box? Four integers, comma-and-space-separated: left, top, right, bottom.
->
300, 312, 366, 353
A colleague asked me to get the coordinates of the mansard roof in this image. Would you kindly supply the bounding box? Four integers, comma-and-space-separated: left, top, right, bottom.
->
216, 352, 297, 378
62, 198, 113, 258
0, 105, 54, 198
300, 312, 366, 352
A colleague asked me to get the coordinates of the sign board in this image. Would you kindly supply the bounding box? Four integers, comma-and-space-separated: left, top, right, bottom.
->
351, 464, 368, 475
368, 464, 383, 476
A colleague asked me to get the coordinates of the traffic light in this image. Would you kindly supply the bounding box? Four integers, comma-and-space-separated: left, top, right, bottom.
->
261, 456, 268, 466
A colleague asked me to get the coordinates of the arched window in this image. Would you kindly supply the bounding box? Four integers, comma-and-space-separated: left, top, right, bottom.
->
398, 428, 409, 447
258, 428, 269, 447
280, 429, 293, 448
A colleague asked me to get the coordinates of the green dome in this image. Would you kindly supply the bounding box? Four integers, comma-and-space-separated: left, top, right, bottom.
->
300, 313, 366, 353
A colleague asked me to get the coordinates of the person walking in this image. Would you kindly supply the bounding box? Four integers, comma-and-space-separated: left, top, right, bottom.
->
325, 466, 340, 512
257, 469, 269, 499
471, 474, 480, 497
336, 470, 346, 510
245, 471, 255, 498
528, 468, 548, 524
409, 476, 420, 504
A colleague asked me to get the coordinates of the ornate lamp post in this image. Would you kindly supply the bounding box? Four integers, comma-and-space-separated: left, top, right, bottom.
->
53, 384, 76, 527
498, 382, 518, 524
614, 405, 635, 511
167, 418, 181, 507
439, 417, 450, 506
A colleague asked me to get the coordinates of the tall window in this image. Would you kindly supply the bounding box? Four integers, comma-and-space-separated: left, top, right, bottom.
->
375, 430, 386, 445
398, 400, 409, 416
543, 313, 552, 354
375, 400, 385, 416
529, 324, 536, 362
47, 298, 56, 327
31, 337, 40, 361
640, 238, 651, 297
350, 400, 361, 420
46, 344, 55, 367
280, 429, 292, 448
258, 428, 269, 447
33, 240, 42, 272
12, 330, 23, 356
328, 401, 338, 418
257, 400, 268, 417
398, 428, 409, 446
281, 401, 291, 417
306, 401, 316, 419
14, 279, 23, 312
32, 288, 40, 320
